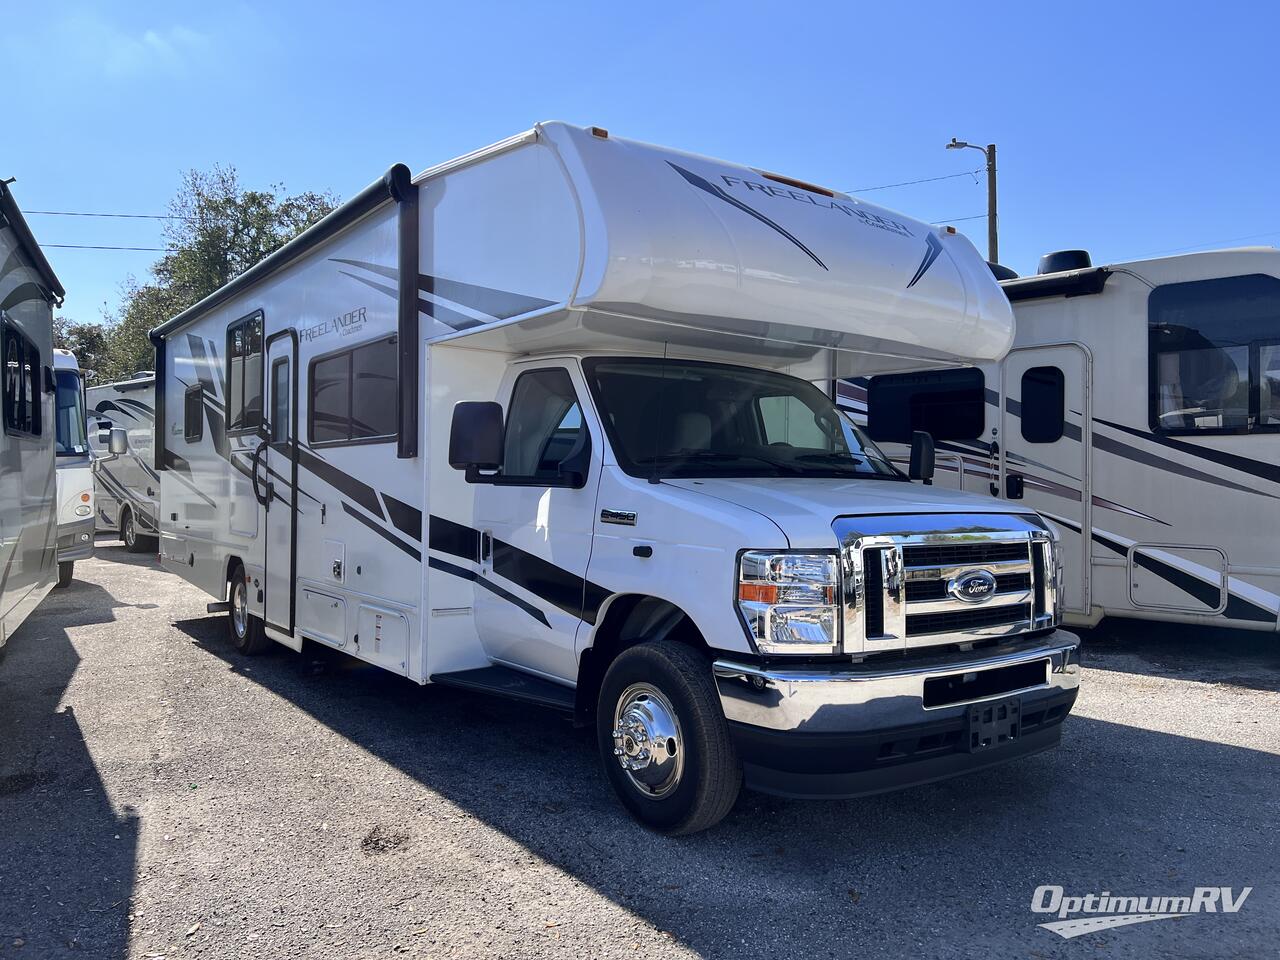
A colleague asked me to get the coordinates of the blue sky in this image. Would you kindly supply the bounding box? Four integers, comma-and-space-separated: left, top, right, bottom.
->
6, 1, 1279, 323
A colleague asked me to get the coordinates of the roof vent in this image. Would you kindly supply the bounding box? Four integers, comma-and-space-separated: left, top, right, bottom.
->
987, 262, 1019, 281
1038, 250, 1092, 275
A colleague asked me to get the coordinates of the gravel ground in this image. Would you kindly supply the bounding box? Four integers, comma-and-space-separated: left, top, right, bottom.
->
0, 539, 1276, 959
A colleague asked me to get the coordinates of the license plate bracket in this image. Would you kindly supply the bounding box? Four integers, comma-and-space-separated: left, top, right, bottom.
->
966, 696, 1021, 753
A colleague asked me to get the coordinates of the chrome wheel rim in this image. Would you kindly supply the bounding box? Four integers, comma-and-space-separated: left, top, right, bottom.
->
123, 514, 134, 548
231, 578, 248, 639
612, 682, 684, 799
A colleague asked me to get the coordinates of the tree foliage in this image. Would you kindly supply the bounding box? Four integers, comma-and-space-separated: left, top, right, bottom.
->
54, 165, 337, 383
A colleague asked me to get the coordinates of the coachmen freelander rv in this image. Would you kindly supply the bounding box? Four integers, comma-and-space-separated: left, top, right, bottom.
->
53, 349, 93, 586
843, 248, 1280, 634
0, 179, 62, 655
150, 123, 1080, 833
87, 372, 158, 552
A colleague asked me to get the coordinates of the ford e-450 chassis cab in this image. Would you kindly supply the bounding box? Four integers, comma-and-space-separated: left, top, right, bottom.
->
149, 123, 1079, 833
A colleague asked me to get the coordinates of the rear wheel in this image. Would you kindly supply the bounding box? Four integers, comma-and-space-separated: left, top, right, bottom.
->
227, 563, 269, 654
56, 561, 74, 588
597, 640, 741, 835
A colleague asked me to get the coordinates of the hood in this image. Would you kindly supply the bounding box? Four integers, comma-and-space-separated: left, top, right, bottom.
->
662, 477, 1039, 547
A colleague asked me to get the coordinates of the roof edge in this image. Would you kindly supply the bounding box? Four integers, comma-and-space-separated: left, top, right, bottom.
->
0, 180, 66, 302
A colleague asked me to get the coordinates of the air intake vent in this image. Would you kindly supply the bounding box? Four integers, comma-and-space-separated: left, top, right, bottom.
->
1037, 250, 1092, 275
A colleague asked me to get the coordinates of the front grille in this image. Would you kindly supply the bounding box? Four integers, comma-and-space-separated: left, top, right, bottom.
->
908, 603, 1033, 637
903, 542, 1027, 567
905, 572, 1030, 602
863, 548, 885, 636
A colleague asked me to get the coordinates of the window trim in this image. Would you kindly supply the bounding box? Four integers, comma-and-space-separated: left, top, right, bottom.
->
224, 309, 265, 438
305, 333, 399, 449
1147, 274, 1280, 437
493, 365, 592, 488
183, 383, 204, 443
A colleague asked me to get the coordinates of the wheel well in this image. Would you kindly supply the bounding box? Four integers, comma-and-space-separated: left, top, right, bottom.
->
574, 595, 709, 723
223, 556, 244, 601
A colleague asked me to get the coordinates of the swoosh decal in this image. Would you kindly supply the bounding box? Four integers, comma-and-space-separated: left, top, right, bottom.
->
906, 232, 943, 288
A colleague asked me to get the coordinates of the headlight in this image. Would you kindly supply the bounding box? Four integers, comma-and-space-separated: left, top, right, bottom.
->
737, 551, 839, 654
75, 505, 91, 517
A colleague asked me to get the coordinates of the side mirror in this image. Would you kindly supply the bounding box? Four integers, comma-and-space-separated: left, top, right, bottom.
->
909, 430, 935, 485
449, 401, 504, 482
109, 427, 128, 456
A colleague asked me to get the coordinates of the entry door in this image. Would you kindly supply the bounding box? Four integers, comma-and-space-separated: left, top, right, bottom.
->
1001, 344, 1091, 614
261, 333, 298, 634
472, 364, 600, 683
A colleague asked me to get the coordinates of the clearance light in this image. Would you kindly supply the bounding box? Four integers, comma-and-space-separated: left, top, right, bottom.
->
80, 492, 91, 503
737, 551, 840, 655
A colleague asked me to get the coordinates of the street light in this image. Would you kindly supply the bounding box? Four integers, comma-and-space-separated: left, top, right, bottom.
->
946, 138, 998, 264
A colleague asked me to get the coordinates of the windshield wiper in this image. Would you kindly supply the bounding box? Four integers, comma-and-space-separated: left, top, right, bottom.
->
635, 451, 803, 474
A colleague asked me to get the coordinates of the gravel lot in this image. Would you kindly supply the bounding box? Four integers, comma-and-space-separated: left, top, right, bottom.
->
1, 540, 1276, 959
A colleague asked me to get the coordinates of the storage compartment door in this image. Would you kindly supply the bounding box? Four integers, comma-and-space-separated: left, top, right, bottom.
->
1128, 544, 1227, 613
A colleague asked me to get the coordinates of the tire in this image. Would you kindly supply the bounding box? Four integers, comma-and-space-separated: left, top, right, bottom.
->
56, 561, 74, 588
597, 639, 741, 835
227, 562, 269, 654
121, 508, 148, 554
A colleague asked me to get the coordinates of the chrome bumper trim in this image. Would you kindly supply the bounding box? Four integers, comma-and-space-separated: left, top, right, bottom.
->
713, 629, 1080, 734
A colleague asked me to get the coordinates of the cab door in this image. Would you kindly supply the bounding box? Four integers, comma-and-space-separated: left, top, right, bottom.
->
472, 362, 601, 683
1001, 344, 1092, 614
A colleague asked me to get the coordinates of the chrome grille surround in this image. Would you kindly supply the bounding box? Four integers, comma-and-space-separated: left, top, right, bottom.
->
836, 513, 1061, 654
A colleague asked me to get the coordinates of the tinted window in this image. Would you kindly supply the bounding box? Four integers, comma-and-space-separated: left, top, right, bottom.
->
55, 369, 87, 455
1149, 274, 1280, 434
184, 385, 204, 442
271, 360, 290, 445
865, 368, 985, 442
307, 336, 397, 445
226, 313, 263, 434
1021, 366, 1065, 443
3, 321, 42, 438
503, 369, 586, 481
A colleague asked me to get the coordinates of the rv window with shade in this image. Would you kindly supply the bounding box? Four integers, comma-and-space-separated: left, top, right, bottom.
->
1149, 274, 1280, 434
307, 335, 397, 446
3, 320, 42, 439
1021, 366, 1065, 443
225, 312, 263, 434
184, 384, 203, 442
866, 368, 985, 442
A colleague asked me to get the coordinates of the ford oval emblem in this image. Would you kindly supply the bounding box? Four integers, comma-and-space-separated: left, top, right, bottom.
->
948, 569, 998, 603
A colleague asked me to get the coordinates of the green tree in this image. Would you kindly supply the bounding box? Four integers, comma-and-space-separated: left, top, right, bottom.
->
52, 316, 113, 379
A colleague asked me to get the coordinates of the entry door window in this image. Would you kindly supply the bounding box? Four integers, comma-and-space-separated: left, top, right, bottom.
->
502, 369, 587, 482
271, 359, 290, 446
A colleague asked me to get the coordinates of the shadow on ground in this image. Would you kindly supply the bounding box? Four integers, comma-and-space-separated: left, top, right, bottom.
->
0, 600, 139, 958
173, 614, 1279, 958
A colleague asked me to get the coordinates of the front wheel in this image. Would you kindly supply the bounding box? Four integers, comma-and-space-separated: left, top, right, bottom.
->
597, 640, 741, 835
121, 509, 147, 554
56, 561, 74, 588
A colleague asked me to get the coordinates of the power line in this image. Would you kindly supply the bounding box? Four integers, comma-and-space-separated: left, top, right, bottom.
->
1124, 229, 1280, 260
847, 168, 983, 193
29, 209, 192, 221
44, 243, 172, 252
931, 213, 987, 224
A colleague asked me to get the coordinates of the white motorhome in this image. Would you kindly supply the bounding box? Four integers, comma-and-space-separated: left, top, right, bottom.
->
842, 248, 1280, 634
0, 179, 62, 655
150, 123, 1080, 833
52, 348, 93, 585
87, 372, 158, 552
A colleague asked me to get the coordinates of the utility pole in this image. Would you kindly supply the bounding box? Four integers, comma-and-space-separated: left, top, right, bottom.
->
946, 138, 998, 264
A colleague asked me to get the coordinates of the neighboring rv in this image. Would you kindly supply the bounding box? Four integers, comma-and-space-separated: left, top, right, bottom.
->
150, 123, 1080, 833
52, 349, 93, 586
842, 248, 1280, 634
0, 179, 62, 656
87, 372, 158, 552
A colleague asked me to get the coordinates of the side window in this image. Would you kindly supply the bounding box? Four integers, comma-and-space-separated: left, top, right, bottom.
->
307, 336, 397, 445
1149, 274, 1280, 434
865, 368, 985, 442
183, 385, 204, 442
2, 321, 42, 438
1020, 366, 1065, 443
758, 393, 837, 449
503, 368, 587, 482
271, 359, 290, 445
226, 312, 263, 434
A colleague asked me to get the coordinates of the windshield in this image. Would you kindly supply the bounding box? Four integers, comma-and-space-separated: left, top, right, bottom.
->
55, 369, 88, 456
584, 357, 902, 480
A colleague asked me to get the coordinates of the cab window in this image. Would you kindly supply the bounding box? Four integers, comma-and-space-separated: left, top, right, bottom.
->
502, 368, 588, 483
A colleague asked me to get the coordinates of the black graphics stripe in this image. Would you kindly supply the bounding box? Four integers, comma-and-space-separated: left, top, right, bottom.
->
381, 493, 422, 542
1091, 432, 1273, 500
331, 259, 555, 321
428, 515, 478, 561
113, 397, 155, 417
0, 249, 24, 284
1096, 417, 1280, 486
296, 445, 384, 519
667, 162, 829, 271
341, 501, 420, 561
0, 282, 48, 312
428, 557, 550, 628
91, 400, 138, 421
186, 335, 229, 459
906, 232, 944, 288
1048, 515, 1275, 624
336, 271, 482, 331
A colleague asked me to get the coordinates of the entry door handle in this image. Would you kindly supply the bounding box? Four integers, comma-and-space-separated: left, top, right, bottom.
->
479, 530, 493, 572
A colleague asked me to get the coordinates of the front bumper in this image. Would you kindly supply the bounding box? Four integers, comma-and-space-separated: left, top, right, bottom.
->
713, 629, 1080, 799
57, 517, 96, 563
